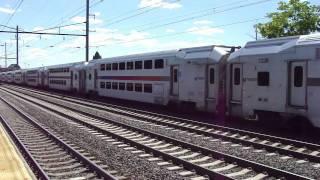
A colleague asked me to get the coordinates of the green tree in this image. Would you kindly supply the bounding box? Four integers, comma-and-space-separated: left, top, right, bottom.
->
93, 51, 102, 59
257, 0, 320, 38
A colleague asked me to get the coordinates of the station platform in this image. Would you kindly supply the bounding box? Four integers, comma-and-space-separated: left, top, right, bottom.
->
0, 123, 35, 179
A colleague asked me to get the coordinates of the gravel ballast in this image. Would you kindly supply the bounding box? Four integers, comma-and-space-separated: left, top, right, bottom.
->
0, 91, 188, 180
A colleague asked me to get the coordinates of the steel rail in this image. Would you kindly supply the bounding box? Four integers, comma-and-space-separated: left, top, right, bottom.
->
0, 95, 117, 180
0, 114, 49, 180
2, 87, 311, 180
5, 85, 320, 163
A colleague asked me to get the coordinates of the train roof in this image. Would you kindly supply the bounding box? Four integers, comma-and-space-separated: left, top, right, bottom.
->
228, 33, 320, 61
91, 45, 230, 64
45, 61, 83, 69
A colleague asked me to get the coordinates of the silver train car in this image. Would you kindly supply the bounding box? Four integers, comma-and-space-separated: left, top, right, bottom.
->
1, 34, 320, 128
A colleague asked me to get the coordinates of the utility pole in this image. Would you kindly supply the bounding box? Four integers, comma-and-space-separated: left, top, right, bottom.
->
254, 24, 258, 40
4, 42, 7, 68
16, 25, 19, 65
86, 0, 89, 62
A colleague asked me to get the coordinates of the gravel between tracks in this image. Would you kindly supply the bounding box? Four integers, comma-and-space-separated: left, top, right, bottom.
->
18, 89, 320, 179
0, 91, 188, 180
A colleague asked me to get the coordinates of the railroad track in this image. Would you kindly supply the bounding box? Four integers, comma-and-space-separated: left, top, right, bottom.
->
0, 86, 312, 179
3, 85, 320, 163
0, 96, 119, 180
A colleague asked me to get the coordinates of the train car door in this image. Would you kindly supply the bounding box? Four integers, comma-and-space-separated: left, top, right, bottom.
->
231, 64, 242, 102
41, 71, 45, 87
289, 61, 307, 107
70, 71, 73, 90
207, 65, 216, 99
171, 66, 179, 96
79, 70, 86, 93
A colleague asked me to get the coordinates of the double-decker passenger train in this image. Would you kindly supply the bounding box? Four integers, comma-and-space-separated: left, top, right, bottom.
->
1, 33, 320, 128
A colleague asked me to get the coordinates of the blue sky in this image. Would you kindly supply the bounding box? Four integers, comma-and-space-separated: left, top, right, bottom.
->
0, 0, 319, 68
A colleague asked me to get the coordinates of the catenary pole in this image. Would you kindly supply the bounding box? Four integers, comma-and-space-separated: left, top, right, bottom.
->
86, 0, 89, 62
16, 25, 19, 65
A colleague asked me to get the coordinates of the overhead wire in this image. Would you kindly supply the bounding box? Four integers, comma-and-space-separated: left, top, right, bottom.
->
94, 0, 273, 44
93, 17, 267, 47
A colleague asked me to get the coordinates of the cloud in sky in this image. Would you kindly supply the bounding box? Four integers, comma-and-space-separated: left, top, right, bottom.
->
139, 0, 182, 9
193, 20, 212, 25
70, 16, 103, 25
187, 26, 224, 36
0, 7, 15, 14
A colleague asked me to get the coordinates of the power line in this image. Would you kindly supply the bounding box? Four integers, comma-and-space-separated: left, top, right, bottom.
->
94, 0, 272, 44
93, 17, 267, 47
105, 0, 180, 26
1, 0, 24, 28
136, 0, 274, 32
119, 0, 248, 31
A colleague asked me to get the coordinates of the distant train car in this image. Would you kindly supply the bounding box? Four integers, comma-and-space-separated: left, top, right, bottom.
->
0, 72, 4, 82
13, 70, 24, 84
82, 45, 234, 112
227, 33, 320, 128
25, 68, 42, 87
6, 72, 14, 83
47, 62, 82, 91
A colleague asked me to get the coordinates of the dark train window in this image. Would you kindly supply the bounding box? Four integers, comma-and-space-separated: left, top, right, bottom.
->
294, 66, 303, 87
135, 61, 142, 69
112, 82, 118, 89
155, 59, 164, 69
119, 62, 126, 70
88, 73, 92, 80
144, 60, 152, 69
127, 62, 133, 70
119, 83, 125, 90
209, 68, 215, 84
106, 64, 111, 70
135, 83, 142, 92
258, 72, 269, 86
112, 63, 118, 70
100, 64, 105, 71
173, 69, 178, 82
74, 74, 77, 80
100, 81, 105, 88
127, 83, 133, 91
234, 68, 240, 85
106, 82, 111, 89
144, 84, 152, 93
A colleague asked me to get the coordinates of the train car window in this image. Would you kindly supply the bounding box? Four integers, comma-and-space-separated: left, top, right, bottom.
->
127, 62, 133, 70
106, 64, 111, 70
112, 63, 118, 70
135, 83, 142, 92
294, 66, 303, 87
112, 82, 118, 89
88, 73, 92, 80
135, 61, 142, 69
74, 74, 77, 80
127, 83, 133, 91
173, 69, 178, 82
119, 62, 126, 70
257, 72, 269, 86
144, 60, 152, 69
144, 84, 152, 93
119, 83, 125, 90
100, 64, 105, 71
155, 59, 164, 69
106, 82, 111, 89
100, 81, 106, 88
234, 68, 240, 85
209, 68, 215, 84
